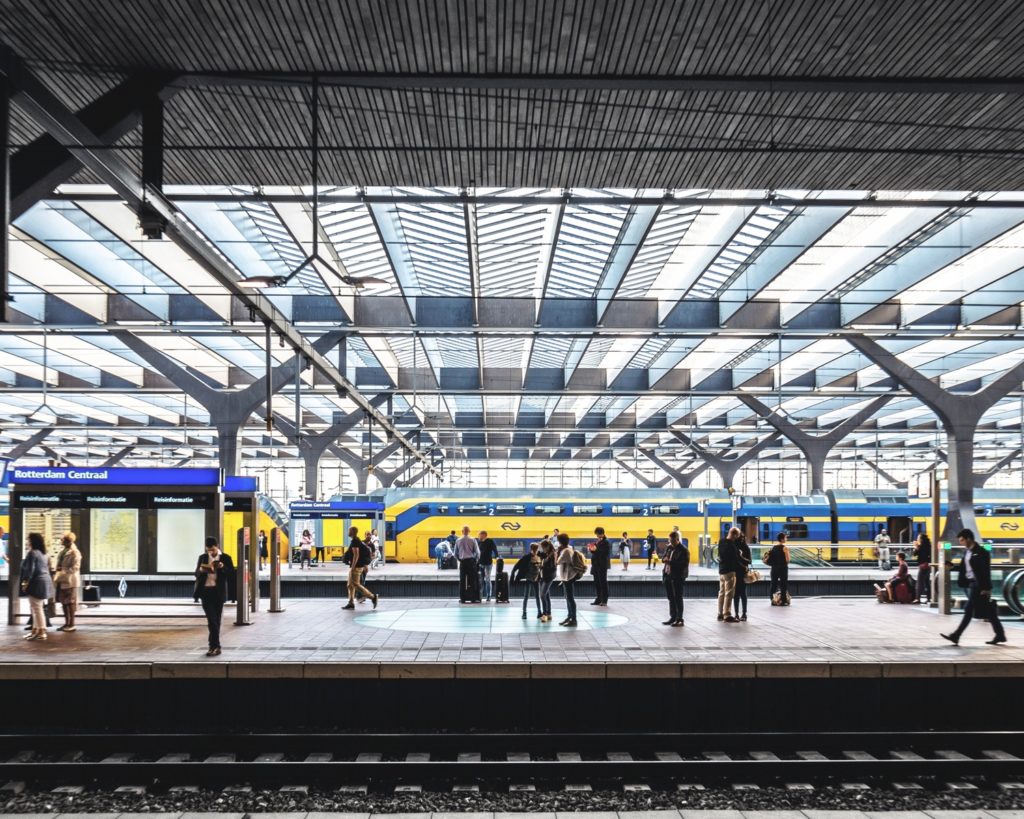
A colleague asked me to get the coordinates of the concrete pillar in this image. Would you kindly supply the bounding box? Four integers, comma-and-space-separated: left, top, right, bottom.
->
215, 420, 241, 477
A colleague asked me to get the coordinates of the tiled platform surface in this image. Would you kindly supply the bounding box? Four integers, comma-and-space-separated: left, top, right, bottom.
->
1, 596, 1021, 679
6, 811, 1023, 818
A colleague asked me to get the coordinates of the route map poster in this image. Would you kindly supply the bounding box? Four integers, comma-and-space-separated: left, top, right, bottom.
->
90, 508, 138, 572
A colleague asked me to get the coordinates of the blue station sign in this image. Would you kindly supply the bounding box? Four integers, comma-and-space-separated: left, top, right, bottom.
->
11, 466, 222, 487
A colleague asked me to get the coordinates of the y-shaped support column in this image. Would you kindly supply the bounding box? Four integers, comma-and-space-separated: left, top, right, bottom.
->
848, 336, 1024, 538
3, 427, 54, 460
738, 393, 891, 493
395, 465, 431, 488
273, 395, 388, 499
615, 457, 672, 488
114, 330, 344, 476
375, 455, 418, 488
637, 448, 710, 488
973, 447, 1022, 488
671, 431, 783, 490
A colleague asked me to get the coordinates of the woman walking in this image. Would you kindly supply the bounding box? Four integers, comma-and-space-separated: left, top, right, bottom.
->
538, 540, 556, 622
20, 533, 54, 641
555, 533, 580, 627
298, 528, 313, 569
54, 532, 82, 632
258, 530, 268, 571
661, 530, 689, 626
619, 532, 632, 571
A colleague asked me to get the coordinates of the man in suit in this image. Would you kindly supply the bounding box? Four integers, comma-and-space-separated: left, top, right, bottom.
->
194, 537, 236, 657
942, 528, 1007, 646
589, 527, 611, 606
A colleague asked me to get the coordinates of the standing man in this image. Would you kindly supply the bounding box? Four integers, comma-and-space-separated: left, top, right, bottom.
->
645, 529, 658, 570
342, 526, 378, 610
942, 529, 1007, 646
875, 527, 891, 570
717, 527, 741, 622
194, 537, 236, 657
589, 526, 611, 606
662, 530, 689, 626
455, 525, 481, 603
478, 529, 498, 602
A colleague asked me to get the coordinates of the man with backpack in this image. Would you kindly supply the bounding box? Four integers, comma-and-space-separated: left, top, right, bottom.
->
342, 526, 378, 610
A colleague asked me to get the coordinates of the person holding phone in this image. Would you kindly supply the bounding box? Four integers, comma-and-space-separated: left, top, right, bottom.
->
194, 537, 236, 657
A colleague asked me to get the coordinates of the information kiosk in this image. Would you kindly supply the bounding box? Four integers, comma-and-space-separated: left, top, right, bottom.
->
7, 466, 222, 625
223, 475, 258, 622
287, 499, 384, 565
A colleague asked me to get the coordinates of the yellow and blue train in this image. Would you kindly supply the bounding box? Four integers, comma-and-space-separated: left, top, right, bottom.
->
373, 487, 1024, 564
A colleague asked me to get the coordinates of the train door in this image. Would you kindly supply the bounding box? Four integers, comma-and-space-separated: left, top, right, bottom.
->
736, 516, 759, 544
887, 516, 913, 544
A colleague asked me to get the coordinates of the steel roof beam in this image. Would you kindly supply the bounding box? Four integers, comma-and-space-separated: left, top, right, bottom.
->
49, 191, 1024, 210
176, 72, 1024, 95
5, 52, 440, 481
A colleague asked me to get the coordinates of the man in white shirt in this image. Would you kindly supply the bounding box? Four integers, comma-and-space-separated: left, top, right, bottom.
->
455, 525, 481, 603
874, 528, 891, 570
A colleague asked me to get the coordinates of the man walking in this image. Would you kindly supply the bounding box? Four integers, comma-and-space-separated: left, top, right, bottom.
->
942, 529, 1007, 646
342, 526, 377, 610
478, 529, 497, 602
455, 525, 481, 603
193, 537, 235, 657
589, 527, 611, 606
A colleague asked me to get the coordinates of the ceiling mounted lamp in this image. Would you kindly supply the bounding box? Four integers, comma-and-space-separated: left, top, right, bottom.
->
237, 76, 386, 292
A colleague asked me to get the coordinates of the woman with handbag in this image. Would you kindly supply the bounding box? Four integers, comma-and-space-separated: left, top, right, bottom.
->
53, 532, 82, 632
733, 534, 752, 621
20, 533, 55, 641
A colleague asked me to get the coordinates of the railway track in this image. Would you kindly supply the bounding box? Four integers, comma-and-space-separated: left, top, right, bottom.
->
1, 732, 1023, 792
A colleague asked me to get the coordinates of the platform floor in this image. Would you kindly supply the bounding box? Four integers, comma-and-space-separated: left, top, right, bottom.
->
7, 811, 1024, 819
2, 595, 1021, 678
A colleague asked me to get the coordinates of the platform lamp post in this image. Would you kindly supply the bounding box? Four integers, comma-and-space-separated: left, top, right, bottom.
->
932, 468, 950, 614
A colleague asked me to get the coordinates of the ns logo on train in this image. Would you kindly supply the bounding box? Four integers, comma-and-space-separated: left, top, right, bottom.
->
500, 522, 522, 531
1000, 522, 1020, 531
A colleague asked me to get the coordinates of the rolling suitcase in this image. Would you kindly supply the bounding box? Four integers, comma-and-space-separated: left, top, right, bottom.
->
82, 581, 101, 607
494, 557, 510, 604
461, 562, 481, 603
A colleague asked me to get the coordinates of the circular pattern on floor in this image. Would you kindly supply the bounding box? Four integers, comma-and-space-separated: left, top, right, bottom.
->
354, 605, 629, 633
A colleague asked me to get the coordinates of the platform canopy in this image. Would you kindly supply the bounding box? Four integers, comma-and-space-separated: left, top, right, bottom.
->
2, 1, 1024, 492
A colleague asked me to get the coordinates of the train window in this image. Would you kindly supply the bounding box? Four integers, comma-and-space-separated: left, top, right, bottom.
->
457, 504, 488, 514
573, 504, 602, 515
857, 523, 871, 539
974, 506, 988, 516
495, 504, 526, 514
652, 505, 680, 515
437, 505, 449, 514
612, 505, 642, 514
385, 522, 395, 540
417, 505, 431, 514
994, 505, 1022, 515
534, 505, 563, 515
784, 523, 809, 539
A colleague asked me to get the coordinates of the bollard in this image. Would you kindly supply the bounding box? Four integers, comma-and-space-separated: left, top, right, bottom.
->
269, 528, 283, 612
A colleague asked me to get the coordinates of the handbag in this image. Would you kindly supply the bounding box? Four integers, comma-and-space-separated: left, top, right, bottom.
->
745, 570, 761, 584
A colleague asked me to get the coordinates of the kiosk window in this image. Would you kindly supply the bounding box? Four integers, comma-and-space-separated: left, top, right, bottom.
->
157, 509, 206, 572
90, 507, 139, 572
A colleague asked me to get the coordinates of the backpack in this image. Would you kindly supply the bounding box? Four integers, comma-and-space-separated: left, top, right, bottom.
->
570, 549, 587, 579
357, 542, 373, 567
